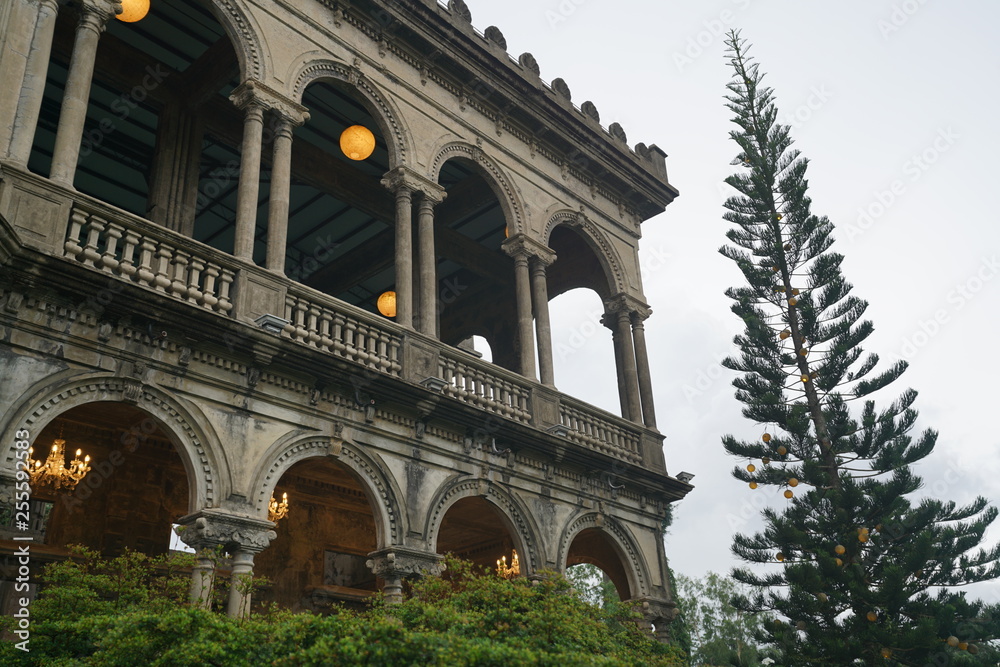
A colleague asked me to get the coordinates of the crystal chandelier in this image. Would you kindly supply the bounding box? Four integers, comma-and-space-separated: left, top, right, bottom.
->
268, 492, 289, 522
496, 549, 520, 579
27, 437, 91, 490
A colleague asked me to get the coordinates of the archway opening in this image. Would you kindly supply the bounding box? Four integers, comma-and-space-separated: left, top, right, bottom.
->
253, 457, 379, 612
31, 0, 241, 223
566, 528, 631, 601
0, 402, 191, 613
437, 496, 520, 574
548, 288, 618, 413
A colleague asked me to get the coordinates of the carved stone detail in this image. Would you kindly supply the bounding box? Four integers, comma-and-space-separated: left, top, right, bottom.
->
366, 547, 445, 579
484, 26, 507, 50
448, 0, 472, 23
518, 52, 540, 76
581, 100, 600, 122
541, 211, 625, 294
551, 78, 571, 101
609, 122, 628, 144
176, 510, 276, 553
430, 144, 525, 236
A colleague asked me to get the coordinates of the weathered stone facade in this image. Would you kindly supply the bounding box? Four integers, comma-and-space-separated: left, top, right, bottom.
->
0, 0, 688, 635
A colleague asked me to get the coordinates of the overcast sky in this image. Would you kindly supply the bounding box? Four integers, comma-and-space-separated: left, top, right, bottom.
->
466, 1, 1000, 603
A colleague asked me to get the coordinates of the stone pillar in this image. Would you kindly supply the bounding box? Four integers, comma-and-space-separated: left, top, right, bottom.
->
174, 510, 276, 618
147, 102, 204, 235
6, 0, 60, 164
606, 314, 630, 418
530, 255, 556, 387
631, 311, 657, 428
230, 84, 266, 261
367, 547, 446, 604
48, 0, 117, 186
607, 302, 642, 423
265, 107, 308, 273
512, 253, 536, 379
188, 548, 217, 609
416, 187, 446, 337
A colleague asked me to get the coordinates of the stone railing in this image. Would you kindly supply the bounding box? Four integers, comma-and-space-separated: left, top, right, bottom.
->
559, 396, 643, 465
0, 166, 661, 471
282, 288, 402, 377
63, 203, 235, 315
437, 350, 531, 424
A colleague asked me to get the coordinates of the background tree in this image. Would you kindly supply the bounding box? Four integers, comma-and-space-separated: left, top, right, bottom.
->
718, 29, 1000, 665
675, 571, 772, 667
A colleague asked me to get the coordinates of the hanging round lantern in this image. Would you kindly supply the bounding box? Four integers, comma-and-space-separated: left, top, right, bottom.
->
959, 642, 969, 651
834, 544, 846, 555
801, 374, 810, 383
749, 481, 758, 490
775, 552, 785, 562
881, 648, 892, 659
377, 290, 397, 317
117, 0, 151, 22
777, 445, 787, 456
835, 557, 843, 567
762, 456, 771, 465
788, 297, 798, 306
791, 288, 800, 296
859, 533, 869, 543
866, 611, 877, 622
817, 592, 828, 602
788, 478, 799, 487
784, 489, 793, 499
783, 243, 792, 251
340, 125, 376, 160
762, 433, 772, 443
947, 636, 959, 648
747, 463, 756, 472
779, 330, 790, 340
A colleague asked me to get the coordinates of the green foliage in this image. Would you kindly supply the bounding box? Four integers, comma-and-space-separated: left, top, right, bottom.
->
1, 551, 686, 666
675, 572, 772, 667
718, 29, 1000, 665
566, 563, 621, 608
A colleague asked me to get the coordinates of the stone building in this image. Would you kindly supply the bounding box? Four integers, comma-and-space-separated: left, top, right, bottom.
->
0, 0, 689, 636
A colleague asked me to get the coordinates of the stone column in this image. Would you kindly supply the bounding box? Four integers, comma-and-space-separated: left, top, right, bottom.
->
174, 510, 276, 618
606, 314, 630, 418
530, 255, 556, 387
48, 0, 117, 186
416, 187, 446, 336
230, 83, 266, 262
512, 253, 536, 379
367, 547, 446, 605
381, 169, 418, 329
6, 0, 61, 164
607, 302, 642, 423
147, 103, 204, 235
265, 106, 308, 274
631, 311, 657, 428
188, 547, 217, 609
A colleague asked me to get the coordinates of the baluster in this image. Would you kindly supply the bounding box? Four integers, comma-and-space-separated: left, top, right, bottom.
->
119, 230, 140, 280
135, 238, 157, 287
100, 222, 123, 273
344, 317, 358, 360
170, 249, 190, 298
293, 298, 309, 343
217, 269, 234, 313
153, 244, 173, 292
331, 313, 346, 355
201, 265, 220, 309
64, 209, 87, 258
80, 215, 106, 267
283, 296, 296, 336
187, 256, 205, 305
318, 310, 333, 351
306, 304, 321, 347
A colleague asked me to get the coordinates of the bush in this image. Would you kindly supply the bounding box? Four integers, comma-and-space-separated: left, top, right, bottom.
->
1, 550, 686, 666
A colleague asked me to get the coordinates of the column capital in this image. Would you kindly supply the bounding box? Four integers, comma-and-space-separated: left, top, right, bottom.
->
366, 547, 446, 579
603, 293, 651, 322
35, 0, 60, 12
175, 509, 277, 554
229, 79, 309, 126
501, 233, 556, 265
80, 0, 120, 25
381, 166, 445, 201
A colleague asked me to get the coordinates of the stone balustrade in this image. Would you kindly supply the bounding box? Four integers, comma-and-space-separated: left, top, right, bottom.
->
437, 349, 531, 424
559, 396, 643, 465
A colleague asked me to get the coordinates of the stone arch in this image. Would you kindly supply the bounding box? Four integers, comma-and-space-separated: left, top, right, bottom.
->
248, 431, 405, 548
557, 511, 650, 599
0, 373, 225, 512
424, 476, 542, 574
543, 210, 627, 295
429, 141, 527, 238
291, 59, 411, 169
207, 0, 268, 81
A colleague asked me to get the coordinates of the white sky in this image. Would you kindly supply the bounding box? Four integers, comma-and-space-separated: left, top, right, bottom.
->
468, 0, 1000, 603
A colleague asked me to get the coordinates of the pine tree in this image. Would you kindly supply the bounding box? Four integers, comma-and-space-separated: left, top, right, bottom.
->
719, 30, 1000, 665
